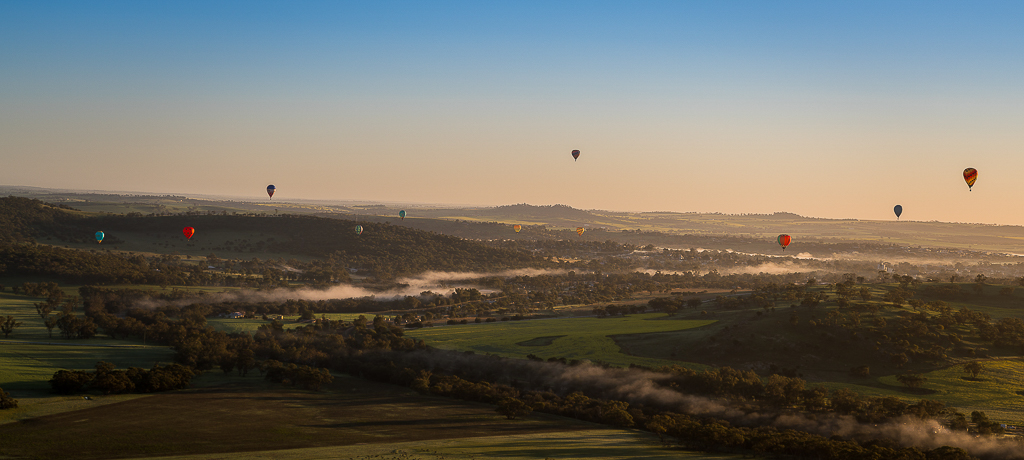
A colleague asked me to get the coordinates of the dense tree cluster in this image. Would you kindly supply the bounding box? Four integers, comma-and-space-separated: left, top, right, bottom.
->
260, 360, 333, 391
0, 196, 77, 244
49, 361, 195, 395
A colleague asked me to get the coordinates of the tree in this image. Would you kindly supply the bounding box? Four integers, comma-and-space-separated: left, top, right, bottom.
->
43, 314, 58, 338
926, 446, 976, 460
495, 397, 532, 420
896, 374, 926, 389
963, 361, 984, 379
883, 290, 906, 308
49, 370, 92, 394
0, 316, 23, 338
849, 366, 870, 378
0, 387, 17, 409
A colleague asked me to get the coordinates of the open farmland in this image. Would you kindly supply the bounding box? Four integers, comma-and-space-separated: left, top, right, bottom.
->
129, 430, 740, 460
0, 374, 723, 460
405, 313, 715, 368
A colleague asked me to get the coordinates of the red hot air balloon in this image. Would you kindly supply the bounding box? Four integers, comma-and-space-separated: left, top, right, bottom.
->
777, 234, 791, 251
183, 227, 195, 240
963, 168, 977, 191
571, 150, 580, 161
513, 224, 522, 233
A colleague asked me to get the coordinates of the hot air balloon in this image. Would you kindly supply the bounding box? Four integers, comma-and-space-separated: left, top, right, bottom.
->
95, 231, 105, 244
267, 185, 276, 199
399, 210, 407, 220
183, 227, 195, 240
576, 227, 585, 236
963, 168, 977, 191
894, 205, 903, 220
354, 225, 363, 235
777, 234, 791, 251
571, 150, 580, 161
513, 224, 522, 233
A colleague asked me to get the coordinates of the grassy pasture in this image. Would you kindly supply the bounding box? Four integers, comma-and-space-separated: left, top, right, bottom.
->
604, 284, 1024, 425
912, 282, 1024, 320
879, 359, 1024, 425
0, 292, 175, 423
0, 374, 709, 460
130, 430, 739, 460
207, 312, 385, 334
405, 313, 715, 368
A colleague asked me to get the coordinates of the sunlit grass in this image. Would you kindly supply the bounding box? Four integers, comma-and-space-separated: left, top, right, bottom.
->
126, 429, 740, 460
406, 313, 714, 368
876, 359, 1024, 425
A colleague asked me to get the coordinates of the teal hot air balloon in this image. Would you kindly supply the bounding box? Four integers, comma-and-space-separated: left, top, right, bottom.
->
398, 210, 407, 220
95, 231, 105, 244
354, 225, 363, 235
894, 205, 903, 220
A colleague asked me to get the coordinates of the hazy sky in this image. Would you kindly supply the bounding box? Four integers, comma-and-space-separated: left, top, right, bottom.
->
3, 1, 1024, 224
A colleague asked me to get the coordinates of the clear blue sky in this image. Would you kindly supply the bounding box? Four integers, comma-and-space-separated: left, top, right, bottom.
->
3, 1, 1024, 224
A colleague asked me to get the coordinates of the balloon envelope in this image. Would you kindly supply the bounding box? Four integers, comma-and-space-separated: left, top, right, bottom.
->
576, 227, 585, 236
894, 205, 903, 219
571, 150, 580, 161
267, 185, 276, 199
95, 231, 104, 243
399, 210, 406, 220
354, 225, 363, 235
183, 227, 195, 240
963, 168, 977, 190
513, 224, 522, 233
777, 234, 791, 250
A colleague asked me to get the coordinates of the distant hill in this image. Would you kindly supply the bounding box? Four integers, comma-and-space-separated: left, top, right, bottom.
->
0, 197, 549, 278
5, 187, 1024, 255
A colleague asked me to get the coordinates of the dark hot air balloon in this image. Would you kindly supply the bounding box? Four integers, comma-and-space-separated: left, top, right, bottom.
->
963, 168, 977, 191
183, 227, 195, 240
571, 150, 580, 161
95, 231, 104, 244
354, 225, 363, 235
777, 234, 791, 251
267, 185, 276, 199
894, 205, 903, 220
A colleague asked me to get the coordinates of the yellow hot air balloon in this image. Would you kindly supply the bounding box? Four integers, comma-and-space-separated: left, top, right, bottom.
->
576, 227, 585, 236
513, 224, 522, 233
963, 168, 978, 191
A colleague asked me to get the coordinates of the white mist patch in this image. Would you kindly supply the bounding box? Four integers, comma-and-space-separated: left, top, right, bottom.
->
138, 268, 568, 309
717, 261, 816, 275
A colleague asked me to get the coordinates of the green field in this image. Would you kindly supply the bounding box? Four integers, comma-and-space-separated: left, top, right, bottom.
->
0, 374, 739, 460
405, 313, 716, 368
879, 359, 1024, 425
0, 292, 176, 424
131, 430, 739, 460
207, 312, 386, 334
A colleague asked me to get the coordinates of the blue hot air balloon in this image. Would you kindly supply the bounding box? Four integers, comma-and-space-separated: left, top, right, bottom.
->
267, 185, 276, 199
894, 205, 903, 220
95, 231, 105, 244
398, 210, 407, 220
